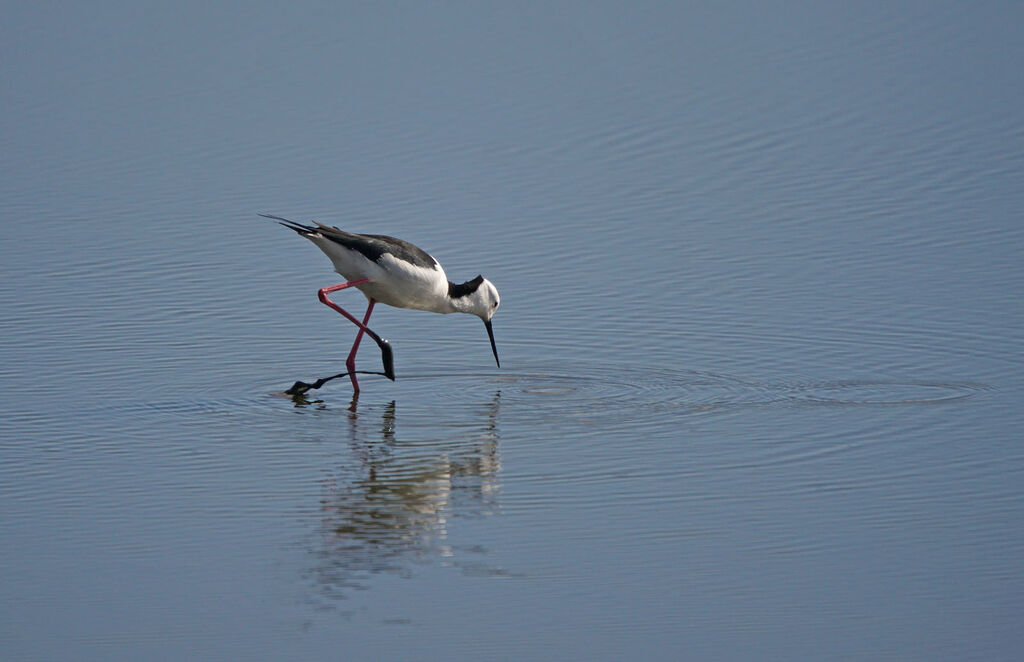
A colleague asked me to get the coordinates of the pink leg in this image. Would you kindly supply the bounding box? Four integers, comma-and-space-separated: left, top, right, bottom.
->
316, 278, 395, 389
317, 278, 371, 331
345, 299, 376, 391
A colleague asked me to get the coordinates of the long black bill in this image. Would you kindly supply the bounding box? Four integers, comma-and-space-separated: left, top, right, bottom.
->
484, 319, 500, 368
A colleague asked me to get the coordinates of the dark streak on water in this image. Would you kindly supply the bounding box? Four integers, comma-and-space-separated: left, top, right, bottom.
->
2, 3, 1024, 661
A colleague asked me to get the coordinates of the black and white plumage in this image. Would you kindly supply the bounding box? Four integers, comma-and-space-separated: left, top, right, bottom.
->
263, 213, 500, 393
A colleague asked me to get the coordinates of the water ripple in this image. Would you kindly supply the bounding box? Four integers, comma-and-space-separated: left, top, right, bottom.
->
296, 363, 989, 427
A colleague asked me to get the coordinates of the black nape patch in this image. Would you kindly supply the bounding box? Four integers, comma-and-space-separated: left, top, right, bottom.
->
448, 275, 485, 299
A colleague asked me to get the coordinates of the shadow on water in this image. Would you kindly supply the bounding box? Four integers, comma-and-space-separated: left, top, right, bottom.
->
298, 390, 508, 605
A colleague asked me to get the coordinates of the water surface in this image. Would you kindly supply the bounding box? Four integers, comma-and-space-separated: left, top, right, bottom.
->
2, 3, 1023, 660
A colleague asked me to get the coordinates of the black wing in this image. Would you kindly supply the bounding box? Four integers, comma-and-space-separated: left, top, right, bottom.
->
262, 213, 438, 269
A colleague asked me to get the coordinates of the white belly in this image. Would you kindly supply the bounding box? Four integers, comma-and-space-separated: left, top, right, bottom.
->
346, 254, 452, 312
308, 234, 454, 312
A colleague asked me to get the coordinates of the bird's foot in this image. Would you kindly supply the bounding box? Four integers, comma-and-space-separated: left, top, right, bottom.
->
286, 379, 316, 396
378, 339, 395, 381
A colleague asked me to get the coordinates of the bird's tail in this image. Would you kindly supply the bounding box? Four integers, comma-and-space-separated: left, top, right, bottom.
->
259, 213, 317, 236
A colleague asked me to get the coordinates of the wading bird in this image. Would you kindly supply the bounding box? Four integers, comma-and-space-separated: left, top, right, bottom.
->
264, 214, 500, 394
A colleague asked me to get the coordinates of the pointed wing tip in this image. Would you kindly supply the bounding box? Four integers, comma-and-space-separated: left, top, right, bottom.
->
262, 213, 315, 235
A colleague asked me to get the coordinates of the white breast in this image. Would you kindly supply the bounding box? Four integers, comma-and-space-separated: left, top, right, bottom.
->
356, 254, 451, 311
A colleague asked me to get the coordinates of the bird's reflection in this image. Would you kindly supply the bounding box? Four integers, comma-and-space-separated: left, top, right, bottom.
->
306, 391, 503, 601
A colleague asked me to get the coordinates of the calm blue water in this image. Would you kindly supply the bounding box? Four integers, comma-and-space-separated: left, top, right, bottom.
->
3, 3, 1023, 660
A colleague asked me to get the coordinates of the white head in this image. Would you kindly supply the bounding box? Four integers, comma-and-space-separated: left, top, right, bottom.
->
473, 278, 501, 321
450, 275, 500, 367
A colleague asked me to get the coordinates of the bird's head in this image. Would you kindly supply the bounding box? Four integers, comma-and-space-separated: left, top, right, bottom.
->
454, 275, 500, 367
474, 277, 500, 322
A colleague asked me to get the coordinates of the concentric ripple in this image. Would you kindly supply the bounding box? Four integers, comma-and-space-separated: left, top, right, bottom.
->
383, 364, 985, 425
784, 380, 988, 406
94, 366, 984, 424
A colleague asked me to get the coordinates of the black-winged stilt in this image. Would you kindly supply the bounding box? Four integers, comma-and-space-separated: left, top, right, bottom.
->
263, 214, 500, 394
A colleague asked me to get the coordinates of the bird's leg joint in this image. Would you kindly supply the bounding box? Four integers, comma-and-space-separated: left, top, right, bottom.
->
317, 277, 370, 305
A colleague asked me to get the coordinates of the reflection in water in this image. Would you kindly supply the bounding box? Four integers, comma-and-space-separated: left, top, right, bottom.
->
305, 392, 503, 602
